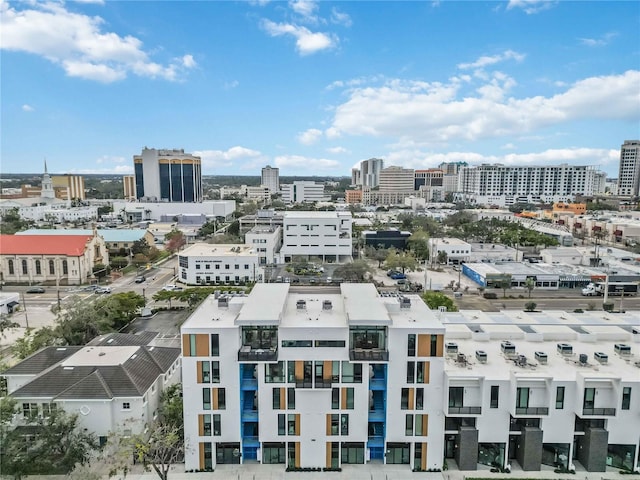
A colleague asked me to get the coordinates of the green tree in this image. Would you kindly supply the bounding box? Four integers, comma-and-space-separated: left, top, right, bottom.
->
524, 277, 535, 298
407, 230, 430, 261
227, 220, 240, 237
158, 384, 183, 433
0, 409, 97, 477
165, 230, 186, 253
0, 396, 17, 424
436, 250, 448, 265
421, 291, 458, 312
13, 326, 59, 359
524, 301, 537, 312
110, 256, 129, 269
498, 274, 512, 299
131, 239, 151, 256
92, 264, 111, 280
365, 245, 389, 268
333, 260, 370, 282
385, 249, 418, 274
132, 423, 184, 480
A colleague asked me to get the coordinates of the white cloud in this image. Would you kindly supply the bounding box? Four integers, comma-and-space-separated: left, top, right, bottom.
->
501, 143, 516, 150
325, 70, 640, 144
248, 0, 271, 5
274, 155, 339, 169
224, 80, 239, 90
289, 0, 318, 21
297, 128, 323, 145
0, 2, 196, 83
384, 147, 618, 170
457, 50, 525, 70
330, 7, 352, 27
579, 32, 618, 47
261, 19, 335, 55
326, 74, 385, 91
22, 104, 34, 112
506, 0, 556, 14
95, 154, 126, 164
70, 0, 106, 4
194, 147, 262, 169
70, 164, 133, 174
327, 146, 349, 154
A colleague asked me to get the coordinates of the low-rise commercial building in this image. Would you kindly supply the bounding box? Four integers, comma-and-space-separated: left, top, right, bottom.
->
362, 230, 411, 250
17, 228, 155, 255
428, 238, 471, 265
245, 226, 282, 266
281, 182, 327, 204
178, 244, 263, 285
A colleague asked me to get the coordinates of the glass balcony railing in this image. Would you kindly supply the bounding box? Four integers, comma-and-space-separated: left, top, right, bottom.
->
582, 407, 616, 416
349, 349, 389, 361
448, 406, 482, 415
515, 407, 549, 415
238, 346, 278, 361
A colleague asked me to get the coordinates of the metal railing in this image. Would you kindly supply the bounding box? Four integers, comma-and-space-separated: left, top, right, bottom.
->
349, 349, 389, 361
582, 407, 616, 416
238, 347, 278, 362
515, 407, 549, 415
448, 406, 482, 415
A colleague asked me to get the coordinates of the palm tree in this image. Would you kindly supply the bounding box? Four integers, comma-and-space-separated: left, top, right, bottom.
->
524, 277, 535, 298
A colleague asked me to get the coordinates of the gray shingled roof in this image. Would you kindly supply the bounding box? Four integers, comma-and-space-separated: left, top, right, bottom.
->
9, 346, 180, 400
2, 347, 83, 375
87, 331, 158, 347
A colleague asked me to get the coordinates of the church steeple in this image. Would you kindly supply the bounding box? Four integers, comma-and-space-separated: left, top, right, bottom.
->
41, 159, 54, 199
44, 159, 48, 174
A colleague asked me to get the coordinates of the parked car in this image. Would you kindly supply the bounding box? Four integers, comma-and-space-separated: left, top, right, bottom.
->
390, 272, 407, 280
82, 285, 99, 292
134, 276, 146, 283
95, 287, 112, 294
483, 292, 498, 299
26, 287, 45, 294
162, 284, 183, 291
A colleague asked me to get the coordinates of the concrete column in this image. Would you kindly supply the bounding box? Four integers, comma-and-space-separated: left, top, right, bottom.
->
455, 426, 478, 470
576, 427, 608, 472
516, 427, 543, 471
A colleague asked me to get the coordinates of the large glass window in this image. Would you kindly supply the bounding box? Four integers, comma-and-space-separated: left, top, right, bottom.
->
203, 442, 213, 469
407, 334, 416, 357
415, 414, 427, 436
416, 389, 424, 410
401, 388, 410, 410
583, 388, 595, 410
406, 362, 415, 383
211, 361, 220, 383
21, 259, 27, 275
242, 326, 278, 349
278, 414, 286, 435
345, 388, 354, 409
211, 334, 219, 356
266, 362, 285, 383
332, 388, 340, 410
340, 443, 364, 464
349, 326, 386, 350
202, 414, 212, 436
449, 387, 464, 408
386, 443, 410, 464
341, 362, 362, 383
203, 388, 211, 410
62, 260, 68, 274
341, 414, 349, 435
262, 443, 286, 464
555, 386, 565, 409
621, 387, 631, 410
287, 388, 295, 409
607, 444, 636, 471
35, 260, 41, 275
516, 387, 530, 409
405, 414, 413, 435
490, 386, 499, 408
272, 388, 281, 409
48, 260, 54, 275
8, 260, 14, 275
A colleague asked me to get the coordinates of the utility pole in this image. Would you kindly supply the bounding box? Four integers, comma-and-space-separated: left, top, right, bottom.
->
20, 292, 29, 329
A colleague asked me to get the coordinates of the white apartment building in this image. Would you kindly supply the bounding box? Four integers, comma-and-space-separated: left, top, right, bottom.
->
245, 226, 282, 265
178, 244, 264, 285
352, 158, 384, 187
379, 166, 415, 193
281, 182, 327, 204
428, 238, 471, 265
181, 283, 446, 471
112, 200, 235, 223
261, 166, 280, 194
181, 287, 640, 474
279, 211, 352, 262
133, 148, 203, 202
458, 164, 607, 207
3, 332, 181, 442
617, 140, 640, 197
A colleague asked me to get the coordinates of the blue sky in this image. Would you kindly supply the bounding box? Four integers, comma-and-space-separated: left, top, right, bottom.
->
2, 0, 639, 177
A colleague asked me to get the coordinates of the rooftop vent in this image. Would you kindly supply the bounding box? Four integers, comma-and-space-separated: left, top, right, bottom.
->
557, 343, 573, 355
399, 297, 411, 309
514, 355, 528, 367
322, 300, 333, 310
475, 350, 487, 363
218, 296, 229, 308
501, 341, 516, 354
614, 343, 631, 356
579, 353, 588, 365
296, 299, 307, 310
456, 353, 468, 365
594, 352, 608, 364
445, 342, 458, 354
534, 351, 547, 364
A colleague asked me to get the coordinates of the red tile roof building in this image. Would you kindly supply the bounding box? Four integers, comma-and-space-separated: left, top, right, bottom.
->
0, 234, 107, 285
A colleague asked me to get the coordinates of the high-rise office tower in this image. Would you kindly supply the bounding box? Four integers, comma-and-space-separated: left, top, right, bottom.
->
617, 140, 640, 197
133, 148, 202, 202
123, 175, 136, 200
379, 166, 415, 192
360, 158, 384, 187
261, 165, 280, 194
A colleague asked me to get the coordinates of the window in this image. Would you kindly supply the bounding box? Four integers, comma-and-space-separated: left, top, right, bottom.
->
213, 414, 221, 436
200, 361, 211, 383
35, 260, 41, 275
202, 414, 212, 436
583, 388, 595, 410
225, 264, 230, 269
405, 414, 413, 435
449, 387, 463, 408
21, 259, 27, 275
332, 388, 339, 409
22, 403, 37, 419
341, 362, 362, 383
430, 335, 438, 356
211, 334, 219, 356
406, 362, 415, 383
203, 442, 213, 469
278, 414, 286, 435
262, 443, 286, 464
273, 388, 282, 409
244, 264, 250, 270
345, 388, 354, 410
416, 389, 424, 410
622, 387, 631, 410
407, 334, 416, 357
42, 403, 57, 417
281, 340, 312, 347
415, 414, 428, 436
314, 340, 346, 347
556, 386, 565, 409
490, 386, 499, 408
62, 260, 68, 274
341, 414, 349, 435
387, 442, 410, 464
211, 361, 220, 383
287, 388, 296, 409
203, 388, 211, 410
329, 414, 339, 435
341, 443, 364, 464
401, 388, 410, 410
416, 362, 427, 383
8, 260, 14, 275
122, 402, 131, 410
266, 362, 285, 383
287, 414, 297, 435
216, 388, 226, 409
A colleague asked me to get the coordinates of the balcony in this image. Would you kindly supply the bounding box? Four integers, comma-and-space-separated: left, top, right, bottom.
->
295, 380, 313, 389
238, 345, 278, 362
448, 406, 482, 415
367, 435, 384, 448
515, 407, 549, 416
582, 408, 616, 416
369, 377, 386, 390
368, 409, 385, 422
314, 379, 333, 389
350, 349, 389, 361
242, 436, 260, 447
241, 410, 258, 422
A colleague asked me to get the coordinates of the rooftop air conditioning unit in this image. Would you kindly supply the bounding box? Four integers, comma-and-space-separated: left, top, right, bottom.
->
579, 353, 588, 365
534, 351, 548, 364
322, 300, 333, 310
445, 342, 458, 354
557, 343, 573, 355
614, 343, 631, 356
501, 341, 516, 355
594, 352, 608, 364
217, 296, 229, 308
475, 350, 487, 363
296, 300, 306, 310
399, 297, 411, 309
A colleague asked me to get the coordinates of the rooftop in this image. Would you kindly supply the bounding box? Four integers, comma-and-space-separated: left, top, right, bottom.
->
0, 234, 93, 256
17, 228, 149, 242
283, 211, 352, 219
180, 243, 256, 257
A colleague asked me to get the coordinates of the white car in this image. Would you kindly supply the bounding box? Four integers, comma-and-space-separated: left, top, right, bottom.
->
95, 287, 111, 294
162, 284, 183, 291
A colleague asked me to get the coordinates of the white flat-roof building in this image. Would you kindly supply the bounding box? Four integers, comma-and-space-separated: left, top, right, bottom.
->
180, 285, 640, 473
279, 211, 352, 263
112, 200, 235, 223
181, 284, 446, 471
428, 238, 471, 265
245, 226, 282, 265
281, 182, 327, 204
178, 244, 264, 285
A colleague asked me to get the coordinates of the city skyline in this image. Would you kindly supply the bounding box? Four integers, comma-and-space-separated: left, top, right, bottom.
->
2, 1, 639, 177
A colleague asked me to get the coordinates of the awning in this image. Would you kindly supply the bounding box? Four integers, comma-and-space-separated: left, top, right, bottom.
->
6, 301, 19, 308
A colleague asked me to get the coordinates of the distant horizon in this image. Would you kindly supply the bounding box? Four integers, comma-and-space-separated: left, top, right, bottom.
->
2, 1, 638, 177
